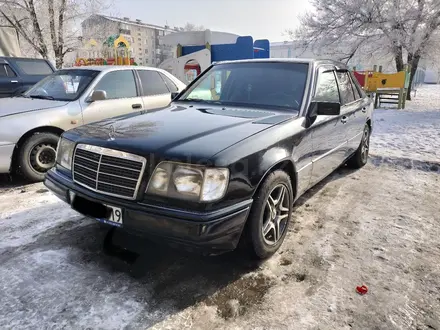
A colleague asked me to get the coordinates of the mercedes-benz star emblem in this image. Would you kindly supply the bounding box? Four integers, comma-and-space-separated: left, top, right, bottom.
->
108, 125, 116, 141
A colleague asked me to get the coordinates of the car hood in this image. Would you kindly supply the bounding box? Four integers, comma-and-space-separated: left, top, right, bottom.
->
65, 103, 297, 161
0, 97, 69, 118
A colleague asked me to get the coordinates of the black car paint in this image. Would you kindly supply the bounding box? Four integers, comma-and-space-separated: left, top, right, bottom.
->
0, 57, 56, 98
45, 59, 373, 254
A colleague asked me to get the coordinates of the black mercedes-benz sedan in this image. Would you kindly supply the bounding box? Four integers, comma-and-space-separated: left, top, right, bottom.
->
45, 59, 373, 259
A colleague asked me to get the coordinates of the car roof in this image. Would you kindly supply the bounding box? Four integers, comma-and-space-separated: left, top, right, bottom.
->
60, 66, 165, 73
213, 58, 349, 69
0, 56, 50, 64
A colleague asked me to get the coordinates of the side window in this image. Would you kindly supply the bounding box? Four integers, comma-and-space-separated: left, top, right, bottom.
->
14, 60, 53, 75
94, 70, 137, 99
159, 73, 178, 92
349, 72, 364, 99
0, 65, 7, 77
137, 70, 169, 96
5, 65, 16, 77
314, 70, 340, 103
336, 71, 356, 105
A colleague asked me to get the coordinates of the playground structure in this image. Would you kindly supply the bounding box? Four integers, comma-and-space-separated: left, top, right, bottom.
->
158, 30, 270, 84
353, 65, 411, 109
74, 35, 136, 67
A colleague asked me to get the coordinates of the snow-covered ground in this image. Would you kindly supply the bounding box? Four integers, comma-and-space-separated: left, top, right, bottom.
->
0, 84, 439, 329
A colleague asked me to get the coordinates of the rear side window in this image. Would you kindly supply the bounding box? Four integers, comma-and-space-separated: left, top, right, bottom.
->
94, 70, 137, 99
0, 65, 7, 77
349, 72, 365, 99
336, 71, 356, 105
14, 60, 53, 75
159, 72, 178, 92
0, 64, 16, 77
314, 70, 340, 103
138, 70, 170, 96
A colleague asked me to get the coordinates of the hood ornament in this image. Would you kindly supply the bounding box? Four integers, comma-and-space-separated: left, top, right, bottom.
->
108, 125, 116, 141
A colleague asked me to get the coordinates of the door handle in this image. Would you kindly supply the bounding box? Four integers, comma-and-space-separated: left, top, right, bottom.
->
132, 103, 142, 109
341, 116, 348, 124
10, 80, 18, 83
362, 107, 367, 113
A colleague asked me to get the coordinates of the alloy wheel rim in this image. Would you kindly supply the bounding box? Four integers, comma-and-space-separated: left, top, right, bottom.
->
262, 184, 290, 246
361, 127, 370, 163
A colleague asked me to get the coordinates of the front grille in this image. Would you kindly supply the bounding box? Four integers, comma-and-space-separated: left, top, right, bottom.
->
72, 144, 146, 200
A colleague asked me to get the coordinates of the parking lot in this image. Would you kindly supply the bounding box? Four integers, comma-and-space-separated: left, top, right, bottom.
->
1, 85, 439, 330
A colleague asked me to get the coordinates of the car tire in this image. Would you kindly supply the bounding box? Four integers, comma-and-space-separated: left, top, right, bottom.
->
18, 132, 59, 182
347, 124, 370, 169
241, 170, 294, 259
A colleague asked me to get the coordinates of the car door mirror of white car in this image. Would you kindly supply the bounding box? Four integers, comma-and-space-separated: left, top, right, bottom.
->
88, 90, 107, 102
171, 91, 179, 100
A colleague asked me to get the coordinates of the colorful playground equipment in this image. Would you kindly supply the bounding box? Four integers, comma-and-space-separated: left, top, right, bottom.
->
74, 35, 137, 67
158, 30, 270, 84
353, 65, 411, 109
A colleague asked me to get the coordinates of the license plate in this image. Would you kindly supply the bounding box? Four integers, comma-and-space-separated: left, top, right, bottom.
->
98, 205, 123, 227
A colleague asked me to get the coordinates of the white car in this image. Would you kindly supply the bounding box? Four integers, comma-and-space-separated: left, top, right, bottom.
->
0, 66, 186, 181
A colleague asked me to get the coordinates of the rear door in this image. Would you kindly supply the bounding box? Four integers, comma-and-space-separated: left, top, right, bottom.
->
346, 71, 369, 153
136, 69, 172, 110
0, 63, 22, 97
82, 69, 144, 124
335, 70, 364, 157
308, 66, 349, 187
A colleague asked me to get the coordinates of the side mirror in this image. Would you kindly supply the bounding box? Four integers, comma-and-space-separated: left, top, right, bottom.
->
305, 101, 341, 128
315, 101, 341, 116
171, 91, 179, 100
89, 90, 107, 102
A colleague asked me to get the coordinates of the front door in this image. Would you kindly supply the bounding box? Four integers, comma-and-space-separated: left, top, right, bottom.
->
136, 69, 173, 110
82, 70, 144, 124
308, 67, 349, 187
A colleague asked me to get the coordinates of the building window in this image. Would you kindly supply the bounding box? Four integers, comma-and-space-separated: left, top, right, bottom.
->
145, 49, 149, 54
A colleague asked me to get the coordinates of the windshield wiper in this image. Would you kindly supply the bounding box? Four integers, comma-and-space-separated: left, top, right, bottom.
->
29, 95, 55, 100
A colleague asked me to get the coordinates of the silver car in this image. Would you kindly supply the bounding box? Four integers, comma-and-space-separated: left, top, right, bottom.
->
0, 66, 186, 181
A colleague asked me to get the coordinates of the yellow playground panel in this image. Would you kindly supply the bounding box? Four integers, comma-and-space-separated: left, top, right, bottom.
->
353, 66, 411, 109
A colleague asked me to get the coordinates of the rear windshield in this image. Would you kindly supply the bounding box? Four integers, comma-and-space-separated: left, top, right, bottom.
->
14, 59, 53, 75
178, 62, 309, 111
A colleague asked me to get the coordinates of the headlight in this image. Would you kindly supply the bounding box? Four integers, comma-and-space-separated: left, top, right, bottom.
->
56, 137, 75, 170
147, 162, 229, 202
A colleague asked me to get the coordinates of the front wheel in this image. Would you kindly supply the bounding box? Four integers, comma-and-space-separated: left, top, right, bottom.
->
241, 170, 294, 259
18, 132, 59, 182
347, 124, 370, 169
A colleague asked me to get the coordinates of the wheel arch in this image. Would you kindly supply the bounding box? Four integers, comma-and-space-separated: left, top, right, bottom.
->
11, 126, 64, 171
253, 158, 298, 201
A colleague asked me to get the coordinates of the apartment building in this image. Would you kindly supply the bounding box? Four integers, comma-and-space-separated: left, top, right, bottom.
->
80, 15, 179, 67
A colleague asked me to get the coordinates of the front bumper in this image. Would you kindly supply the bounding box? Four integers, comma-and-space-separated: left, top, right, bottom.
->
0, 143, 15, 173
44, 169, 252, 254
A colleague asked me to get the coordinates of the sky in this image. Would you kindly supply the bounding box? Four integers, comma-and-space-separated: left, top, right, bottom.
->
109, 0, 312, 42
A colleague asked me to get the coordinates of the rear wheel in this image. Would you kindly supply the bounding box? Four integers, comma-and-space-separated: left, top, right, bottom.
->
18, 132, 59, 182
242, 170, 294, 259
347, 124, 370, 169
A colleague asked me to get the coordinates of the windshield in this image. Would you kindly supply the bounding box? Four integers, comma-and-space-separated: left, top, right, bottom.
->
178, 62, 309, 111
24, 69, 99, 101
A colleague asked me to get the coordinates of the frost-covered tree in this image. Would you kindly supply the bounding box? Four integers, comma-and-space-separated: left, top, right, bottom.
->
183, 22, 205, 31
290, 0, 440, 100
0, 0, 111, 68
